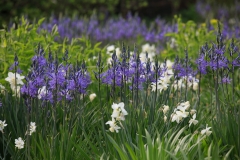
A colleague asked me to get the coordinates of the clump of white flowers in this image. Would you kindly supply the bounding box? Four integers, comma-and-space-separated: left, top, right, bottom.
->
170, 101, 199, 127
171, 101, 190, 123
0, 120, 7, 133
201, 124, 212, 136
89, 93, 97, 102
5, 72, 24, 96
15, 137, 24, 149
140, 43, 156, 62
161, 105, 169, 122
106, 102, 128, 133
172, 75, 199, 91
0, 83, 6, 94
28, 122, 36, 135
106, 45, 122, 64
151, 60, 174, 93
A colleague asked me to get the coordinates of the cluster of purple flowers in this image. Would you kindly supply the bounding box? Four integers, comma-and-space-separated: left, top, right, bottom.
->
173, 54, 196, 79
196, 0, 240, 20
21, 45, 91, 103
100, 47, 164, 90
39, 13, 177, 47
195, 28, 240, 84
196, 0, 240, 39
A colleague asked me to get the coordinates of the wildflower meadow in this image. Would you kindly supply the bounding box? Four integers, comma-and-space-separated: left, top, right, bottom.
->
0, 1, 240, 159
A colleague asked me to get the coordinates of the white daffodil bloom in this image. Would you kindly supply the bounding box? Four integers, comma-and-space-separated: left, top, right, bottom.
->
105, 118, 121, 133
142, 43, 150, 53
107, 57, 112, 65
162, 105, 169, 114
111, 102, 128, 121
171, 101, 190, 123
151, 77, 170, 93
173, 79, 185, 91
0, 120, 7, 133
12, 86, 21, 97
171, 113, 182, 123
15, 137, 24, 149
5, 72, 24, 96
151, 82, 159, 92
164, 115, 167, 122
89, 93, 97, 102
140, 43, 156, 62
5, 72, 24, 87
0, 84, 5, 94
178, 101, 190, 111
166, 60, 174, 69
165, 69, 174, 77
115, 47, 121, 58
158, 82, 169, 93
190, 109, 197, 115
107, 45, 115, 54
192, 82, 198, 91
159, 75, 171, 84
201, 124, 212, 136
176, 110, 189, 118
189, 114, 198, 127
29, 122, 36, 135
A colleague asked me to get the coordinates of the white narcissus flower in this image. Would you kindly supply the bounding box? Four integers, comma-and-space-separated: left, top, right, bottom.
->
111, 102, 128, 121
192, 82, 198, 91
201, 124, 212, 136
115, 47, 121, 58
178, 101, 190, 111
12, 86, 21, 97
0, 83, 6, 94
106, 102, 128, 133
162, 105, 169, 114
164, 115, 167, 122
107, 57, 112, 65
176, 110, 189, 118
89, 93, 97, 102
166, 60, 174, 69
173, 79, 185, 91
190, 109, 197, 115
171, 101, 190, 123
15, 137, 24, 149
189, 114, 198, 127
140, 43, 156, 62
151, 78, 169, 93
5, 72, 25, 87
142, 43, 150, 53
105, 118, 121, 133
0, 120, 7, 132
171, 113, 182, 123
29, 122, 36, 135
107, 45, 115, 54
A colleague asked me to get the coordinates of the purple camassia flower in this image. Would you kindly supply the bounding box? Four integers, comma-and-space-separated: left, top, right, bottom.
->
196, 0, 211, 18
101, 52, 155, 90
232, 56, 240, 67
74, 72, 91, 94
21, 47, 91, 103
39, 13, 176, 50
196, 54, 208, 74
208, 46, 229, 70
221, 76, 231, 84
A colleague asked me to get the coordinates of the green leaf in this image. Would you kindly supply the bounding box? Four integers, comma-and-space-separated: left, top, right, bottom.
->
107, 134, 129, 160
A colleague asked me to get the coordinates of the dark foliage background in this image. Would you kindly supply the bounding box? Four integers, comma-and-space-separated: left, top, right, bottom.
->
0, 0, 197, 26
